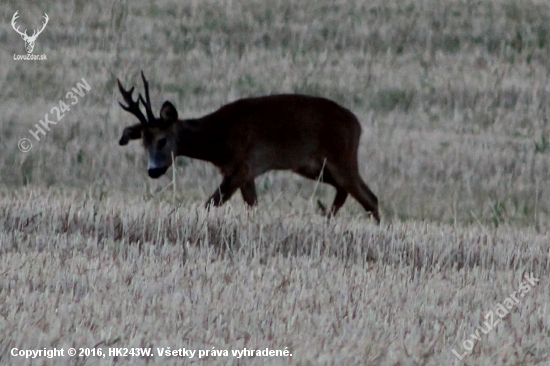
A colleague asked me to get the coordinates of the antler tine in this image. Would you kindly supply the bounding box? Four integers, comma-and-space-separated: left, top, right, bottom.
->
117, 78, 148, 125
140, 71, 156, 122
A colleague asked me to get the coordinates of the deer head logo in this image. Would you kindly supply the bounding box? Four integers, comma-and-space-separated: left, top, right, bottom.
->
11, 11, 49, 54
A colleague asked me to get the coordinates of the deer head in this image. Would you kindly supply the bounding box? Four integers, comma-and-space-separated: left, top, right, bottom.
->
117, 71, 180, 178
11, 11, 49, 54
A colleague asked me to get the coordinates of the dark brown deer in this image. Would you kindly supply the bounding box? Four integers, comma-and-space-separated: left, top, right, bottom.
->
117, 71, 380, 223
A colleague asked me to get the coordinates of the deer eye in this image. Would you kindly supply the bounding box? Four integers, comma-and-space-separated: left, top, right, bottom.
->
143, 131, 153, 142
157, 138, 167, 149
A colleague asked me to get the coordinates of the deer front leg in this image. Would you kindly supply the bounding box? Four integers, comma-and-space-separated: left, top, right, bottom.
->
206, 176, 238, 207
205, 168, 250, 207
240, 180, 257, 206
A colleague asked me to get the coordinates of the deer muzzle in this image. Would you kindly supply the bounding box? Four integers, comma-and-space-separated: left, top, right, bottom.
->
148, 167, 168, 178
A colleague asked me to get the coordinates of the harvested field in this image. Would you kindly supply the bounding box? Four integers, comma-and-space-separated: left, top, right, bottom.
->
1, 0, 549, 364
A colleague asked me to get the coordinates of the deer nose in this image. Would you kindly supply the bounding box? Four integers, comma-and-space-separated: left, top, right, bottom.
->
148, 167, 168, 178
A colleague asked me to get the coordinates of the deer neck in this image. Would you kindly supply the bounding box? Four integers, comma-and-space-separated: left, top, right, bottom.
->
174, 119, 225, 165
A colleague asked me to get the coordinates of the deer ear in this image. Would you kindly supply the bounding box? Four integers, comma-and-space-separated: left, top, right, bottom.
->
160, 101, 178, 121
119, 124, 143, 145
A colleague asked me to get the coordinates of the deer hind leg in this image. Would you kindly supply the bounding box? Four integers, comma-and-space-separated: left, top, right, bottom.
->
328, 185, 348, 216
240, 180, 258, 206
319, 170, 348, 216
294, 165, 348, 216
326, 163, 380, 223
358, 180, 380, 223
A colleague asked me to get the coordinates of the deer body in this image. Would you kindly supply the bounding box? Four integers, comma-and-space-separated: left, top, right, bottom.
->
118, 73, 380, 222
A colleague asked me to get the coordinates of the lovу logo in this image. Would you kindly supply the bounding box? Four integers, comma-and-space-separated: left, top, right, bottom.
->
12, 10, 48, 60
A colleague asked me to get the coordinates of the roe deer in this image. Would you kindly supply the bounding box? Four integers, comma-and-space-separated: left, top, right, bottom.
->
117, 71, 380, 223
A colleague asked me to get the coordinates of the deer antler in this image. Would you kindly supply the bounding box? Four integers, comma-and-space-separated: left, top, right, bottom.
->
117, 79, 149, 125
138, 71, 156, 122
11, 11, 28, 38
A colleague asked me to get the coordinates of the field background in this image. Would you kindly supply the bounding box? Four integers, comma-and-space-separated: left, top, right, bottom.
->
1, 0, 549, 365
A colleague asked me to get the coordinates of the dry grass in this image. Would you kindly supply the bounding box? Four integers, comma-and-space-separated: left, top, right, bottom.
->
1, 0, 550, 364
1, 190, 549, 365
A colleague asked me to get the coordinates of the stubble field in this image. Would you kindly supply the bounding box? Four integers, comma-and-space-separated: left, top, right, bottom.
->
1, 0, 549, 365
